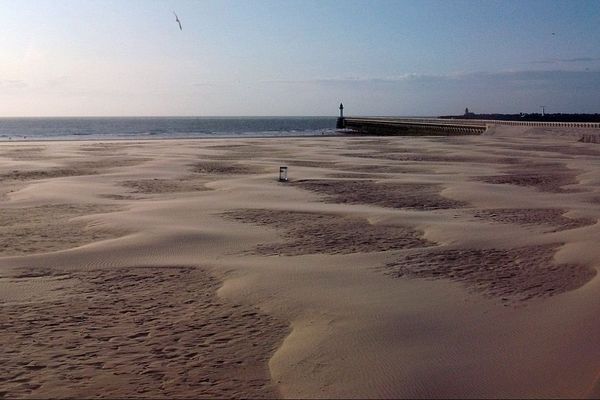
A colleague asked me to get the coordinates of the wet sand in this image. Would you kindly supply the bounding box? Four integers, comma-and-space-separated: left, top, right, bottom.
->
1, 125, 600, 398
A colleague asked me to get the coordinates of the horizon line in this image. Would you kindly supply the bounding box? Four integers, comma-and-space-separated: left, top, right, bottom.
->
0, 115, 343, 118
0, 114, 438, 119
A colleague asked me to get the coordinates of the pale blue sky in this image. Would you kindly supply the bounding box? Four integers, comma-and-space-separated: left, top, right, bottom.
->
1, 0, 599, 116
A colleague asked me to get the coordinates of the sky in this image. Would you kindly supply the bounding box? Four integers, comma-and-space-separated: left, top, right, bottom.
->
1, 0, 599, 116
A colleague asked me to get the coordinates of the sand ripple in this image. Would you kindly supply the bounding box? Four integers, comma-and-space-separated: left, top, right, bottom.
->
345, 152, 484, 163
383, 244, 595, 303
479, 163, 579, 193
332, 164, 425, 174
191, 161, 264, 175
0, 267, 288, 399
473, 208, 596, 232
0, 158, 149, 182
224, 209, 434, 255
0, 168, 97, 181
0, 204, 124, 256
295, 179, 467, 210
0, 146, 47, 160
121, 178, 209, 194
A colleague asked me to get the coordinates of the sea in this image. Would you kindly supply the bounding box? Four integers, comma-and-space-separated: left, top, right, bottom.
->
0, 117, 338, 141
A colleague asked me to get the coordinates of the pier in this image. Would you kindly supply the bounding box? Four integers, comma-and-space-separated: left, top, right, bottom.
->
339, 117, 600, 136
340, 117, 488, 136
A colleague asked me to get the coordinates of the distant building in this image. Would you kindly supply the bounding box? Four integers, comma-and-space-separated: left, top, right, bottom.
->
464, 107, 474, 117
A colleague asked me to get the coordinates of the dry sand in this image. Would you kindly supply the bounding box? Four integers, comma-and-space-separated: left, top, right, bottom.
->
1, 125, 600, 398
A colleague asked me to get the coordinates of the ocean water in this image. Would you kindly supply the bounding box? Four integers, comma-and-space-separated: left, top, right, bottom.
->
0, 117, 338, 141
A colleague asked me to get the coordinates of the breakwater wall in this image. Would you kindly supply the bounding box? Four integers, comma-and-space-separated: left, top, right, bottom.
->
340, 117, 600, 136
341, 118, 487, 136
438, 118, 600, 129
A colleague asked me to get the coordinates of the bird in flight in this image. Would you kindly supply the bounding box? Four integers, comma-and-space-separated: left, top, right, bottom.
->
173, 11, 182, 30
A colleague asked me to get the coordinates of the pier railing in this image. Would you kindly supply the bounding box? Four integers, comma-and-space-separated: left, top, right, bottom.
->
356, 117, 600, 129
438, 118, 600, 129
342, 118, 487, 136
341, 117, 600, 136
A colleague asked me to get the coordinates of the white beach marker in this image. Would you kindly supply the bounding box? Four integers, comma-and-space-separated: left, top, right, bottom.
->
279, 166, 288, 182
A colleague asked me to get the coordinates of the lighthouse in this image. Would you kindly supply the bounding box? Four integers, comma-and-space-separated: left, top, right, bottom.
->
336, 102, 345, 129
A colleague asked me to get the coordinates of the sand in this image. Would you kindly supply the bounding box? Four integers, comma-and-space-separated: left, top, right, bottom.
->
223, 209, 433, 255
293, 179, 468, 210
1, 125, 600, 398
383, 243, 595, 303
0, 204, 124, 256
1, 267, 287, 398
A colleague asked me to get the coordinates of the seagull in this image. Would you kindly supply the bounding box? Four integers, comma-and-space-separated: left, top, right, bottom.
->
173, 11, 182, 30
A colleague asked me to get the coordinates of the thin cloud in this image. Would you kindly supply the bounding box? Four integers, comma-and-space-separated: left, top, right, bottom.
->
0, 79, 28, 89
192, 82, 221, 87
530, 57, 600, 64
192, 80, 245, 87
262, 69, 600, 86
262, 73, 452, 85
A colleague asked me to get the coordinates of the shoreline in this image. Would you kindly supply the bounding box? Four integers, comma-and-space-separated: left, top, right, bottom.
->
0, 132, 345, 143
1, 127, 600, 397
1, 122, 598, 143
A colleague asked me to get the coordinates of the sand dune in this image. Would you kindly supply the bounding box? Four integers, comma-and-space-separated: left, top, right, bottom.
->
1, 126, 600, 398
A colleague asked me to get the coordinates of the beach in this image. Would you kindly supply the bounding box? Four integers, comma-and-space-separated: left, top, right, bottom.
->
2, 125, 600, 398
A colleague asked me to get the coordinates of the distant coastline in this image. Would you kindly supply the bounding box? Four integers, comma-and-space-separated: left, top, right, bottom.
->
440, 113, 600, 123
